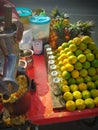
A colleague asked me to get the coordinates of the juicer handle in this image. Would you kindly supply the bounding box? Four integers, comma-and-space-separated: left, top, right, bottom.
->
4, 4, 12, 30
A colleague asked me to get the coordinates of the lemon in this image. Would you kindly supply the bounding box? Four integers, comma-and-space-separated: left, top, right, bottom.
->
73, 91, 82, 100
62, 71, 71, 80
78, 83, 87, 91
77, 54, 86, 63
71, 70, 79, 78
94, 97, 98, 107
63, 92, 73, 101
65, 100, 76, 111
74, 61, 83, 70
61, 85, 70, 93
85, 98, 95, 108
69, 44, 77, 52
83, 61, 91, 69
86, 53, 95, 62
72, 37, 81, 45
90, 89, 98, 98
65, 63, 74, 72
75, 99, 86, 110
79, 69, 88, 77
68, 55, 77, 64
82, 90, 91, 99
87, 81, 96, 90
88, 67, 96, 76
70, 84, 78, 92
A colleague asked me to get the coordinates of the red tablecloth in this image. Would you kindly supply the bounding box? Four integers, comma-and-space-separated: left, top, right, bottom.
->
26, 54, 98, 125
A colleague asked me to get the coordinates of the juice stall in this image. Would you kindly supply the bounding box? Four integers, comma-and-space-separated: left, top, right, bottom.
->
0, 2, 98, 130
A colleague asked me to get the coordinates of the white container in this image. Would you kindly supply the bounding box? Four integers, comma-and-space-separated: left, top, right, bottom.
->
29, 16, 50, 44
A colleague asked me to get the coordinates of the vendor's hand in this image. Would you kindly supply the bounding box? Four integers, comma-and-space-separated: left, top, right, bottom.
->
13, 21, 24, 42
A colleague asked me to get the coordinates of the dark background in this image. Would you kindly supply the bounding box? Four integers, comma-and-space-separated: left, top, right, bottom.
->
9, 0, 98, 130
10, 0, 98, 45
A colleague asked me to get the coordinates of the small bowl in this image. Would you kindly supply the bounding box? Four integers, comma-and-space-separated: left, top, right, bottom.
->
19, 49, 34, 69
18, 59, 27, 69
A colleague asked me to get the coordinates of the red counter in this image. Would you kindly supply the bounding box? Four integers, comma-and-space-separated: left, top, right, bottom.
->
26, 54, 98, 125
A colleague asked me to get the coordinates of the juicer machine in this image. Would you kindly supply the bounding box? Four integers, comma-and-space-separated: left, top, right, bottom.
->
0, 4, 19, 98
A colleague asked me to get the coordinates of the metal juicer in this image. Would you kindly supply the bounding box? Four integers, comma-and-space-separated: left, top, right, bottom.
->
0, 4, 19, 98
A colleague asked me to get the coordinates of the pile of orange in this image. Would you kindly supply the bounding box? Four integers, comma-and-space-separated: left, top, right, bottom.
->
53, 35, 98, 111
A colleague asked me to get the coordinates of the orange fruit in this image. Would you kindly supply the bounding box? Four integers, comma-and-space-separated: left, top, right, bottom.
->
82, 90, 91, 100
75, 99, 86, 110
79, 69, 88, 77
78, 42, 87, 51
62, 71, 71, 80
77, 54, 86, 63
61, 85, 70, 93
85, 98, 95, 108
70, 84, 78, 92
69, 44, 77, 52
74, 61, 83, 70
86, 53, 95, 62
73, 91, 82, 100
65, 100, 76, 111
88, 67, 96, 76
63, 92, 73, 101
68, 55, 77, 64
72, 37, 81, 45
78, 83, 87, 91
71, 70, 79, 78
65, 63, 74, 72
81, 35, 92, 44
